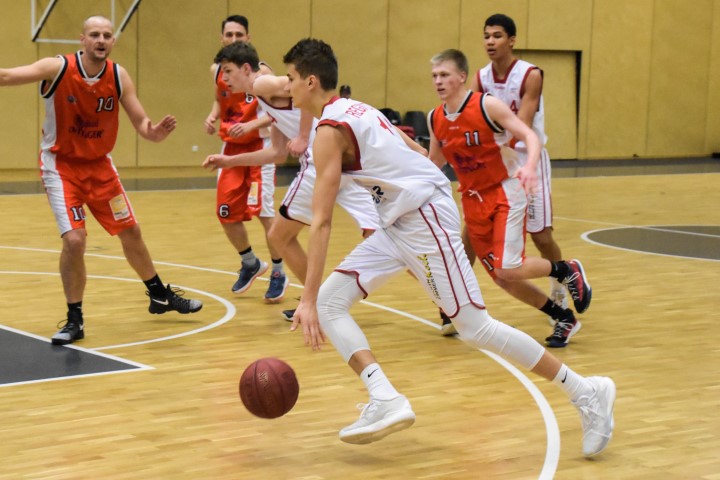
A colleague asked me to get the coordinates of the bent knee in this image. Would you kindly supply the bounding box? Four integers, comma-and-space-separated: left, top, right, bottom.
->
452, 304, 494, 339
494, 267, 521, 282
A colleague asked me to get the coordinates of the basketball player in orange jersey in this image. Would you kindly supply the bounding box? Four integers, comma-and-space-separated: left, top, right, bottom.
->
202, 42, 379, 323
470, 13, 569, 319
203, 15, 290, 303
284, 38, 614, 458
428, 49, 590, 348
0, 16, 202, 345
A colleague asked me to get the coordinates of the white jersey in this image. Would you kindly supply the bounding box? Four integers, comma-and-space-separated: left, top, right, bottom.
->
257, 96, 317, 170
477, 59, 554, 232
259, 96, 379, 231
476, 59, 547, 145
318, 97, 451, 227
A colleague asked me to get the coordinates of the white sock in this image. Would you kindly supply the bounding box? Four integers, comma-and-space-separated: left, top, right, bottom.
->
360, 363, 399, 401
552, 364, 593, 402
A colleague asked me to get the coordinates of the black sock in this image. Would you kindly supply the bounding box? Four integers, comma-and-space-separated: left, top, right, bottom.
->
549, 261, 570, 281
144, 274, 167, 298
67, 302, 83, 318
539, 299, 575, 322
68, 301, 83, 323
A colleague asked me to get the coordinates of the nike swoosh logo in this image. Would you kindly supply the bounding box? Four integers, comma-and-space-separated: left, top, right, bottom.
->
152, 298, 169, 305
367, 369, 379, 378
561, 371, 568, 383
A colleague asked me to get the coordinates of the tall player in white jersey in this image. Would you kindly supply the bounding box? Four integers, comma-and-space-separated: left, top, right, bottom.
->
203, 42, 379, 319
284, 38, 615, 459
470, 13, 568, 314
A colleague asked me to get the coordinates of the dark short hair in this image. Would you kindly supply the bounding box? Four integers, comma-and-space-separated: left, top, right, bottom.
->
283, 38, 338, 90
339, 84, 351, 94
222, 15, 249, 33
484, 13, 516, 38
431, 49, 469, 76
214, 41, 260, 71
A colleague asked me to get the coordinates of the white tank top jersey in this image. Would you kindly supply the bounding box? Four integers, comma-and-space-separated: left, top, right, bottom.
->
318, 97, 451, 227
256, 96, 317, 169
477, 59, 548, 145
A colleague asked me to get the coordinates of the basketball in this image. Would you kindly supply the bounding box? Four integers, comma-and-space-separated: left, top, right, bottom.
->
239, 357, 299, 419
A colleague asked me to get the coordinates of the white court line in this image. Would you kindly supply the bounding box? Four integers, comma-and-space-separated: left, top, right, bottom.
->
358, 300, 560, 479
0, 270, 236, 351
556, 217, 720, 238
580, 227, 720, 263
1, 245, 559, 479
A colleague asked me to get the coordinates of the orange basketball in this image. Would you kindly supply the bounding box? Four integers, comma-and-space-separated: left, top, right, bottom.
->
239, 357, 299, 419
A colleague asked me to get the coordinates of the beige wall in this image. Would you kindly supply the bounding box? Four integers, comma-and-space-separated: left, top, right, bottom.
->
1, 0, 719, 170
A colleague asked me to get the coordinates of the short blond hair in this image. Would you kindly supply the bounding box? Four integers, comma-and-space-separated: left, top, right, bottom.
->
430, 49, 469, 75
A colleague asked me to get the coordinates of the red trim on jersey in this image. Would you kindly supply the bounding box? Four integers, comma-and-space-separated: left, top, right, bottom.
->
491, 58, 519, 84
316, 119, 362, 171
476, 70, 486, 93
519, 66, 539, 99
323, 95, 342, 108
420, 202, 486, 314
333, 269, 368, 298
258, 95, 293, 110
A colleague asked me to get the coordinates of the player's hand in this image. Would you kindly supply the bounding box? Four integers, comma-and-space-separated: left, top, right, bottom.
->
228, 122, 253, 138
515, 164, 538, 195
204, 114, 217, 134
202, 154, 229, 171
287, 136, 309, 157
290, 300, 326, 350
148, 115, 176, 141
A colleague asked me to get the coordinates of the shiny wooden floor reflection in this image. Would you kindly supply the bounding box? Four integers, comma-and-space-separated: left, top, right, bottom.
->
1, 172, 719, 479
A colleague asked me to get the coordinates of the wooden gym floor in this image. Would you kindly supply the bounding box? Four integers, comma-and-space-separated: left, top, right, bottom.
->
0, 162, 718, 479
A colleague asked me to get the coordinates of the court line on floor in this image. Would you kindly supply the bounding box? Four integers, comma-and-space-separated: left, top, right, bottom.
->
1, 245, 559, 479
0, 269, 236, 351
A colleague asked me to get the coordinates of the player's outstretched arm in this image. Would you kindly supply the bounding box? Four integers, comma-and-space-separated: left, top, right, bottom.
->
118, 66, 176, 142
203, 124, 290, 170
252, 74, 291, 99
0, 57, 63, 87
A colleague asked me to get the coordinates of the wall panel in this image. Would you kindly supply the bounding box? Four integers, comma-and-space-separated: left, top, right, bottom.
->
586, 0, 654, 158
527, 0, 591, 51
136, 0, 226, 167
386, 0, 461, 114
229, 0, 311, 70
646, 0, 713, 156
707, 0, 720, 153
0, 2, 38, 168
520, 51, 578, 159
312, 0, 388, 108
2, 0, 720, 170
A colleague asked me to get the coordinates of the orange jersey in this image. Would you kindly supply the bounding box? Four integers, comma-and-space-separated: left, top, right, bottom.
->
215, 66, 263, 148
40, 52, 120, 161
430, 92, 519, 193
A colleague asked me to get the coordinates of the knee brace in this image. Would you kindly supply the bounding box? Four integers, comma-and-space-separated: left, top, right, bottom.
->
452, 304, 545, 370
317, 272, 371, 362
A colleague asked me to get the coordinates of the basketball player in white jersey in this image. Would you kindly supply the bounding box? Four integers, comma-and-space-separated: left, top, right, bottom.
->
284, 38, 614, 459
203, 42, 379, 319
470, 13, 569, 317
204, 15, 290, 303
